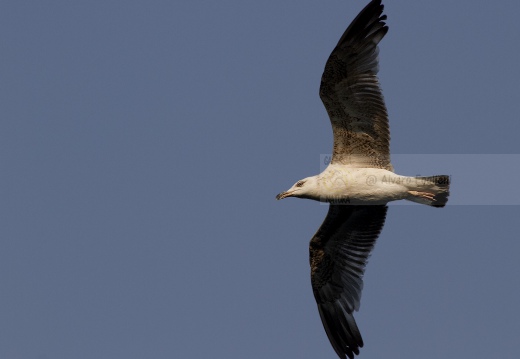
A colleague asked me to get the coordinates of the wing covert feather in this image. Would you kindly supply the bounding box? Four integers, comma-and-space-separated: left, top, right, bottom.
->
320, 0, 392, 170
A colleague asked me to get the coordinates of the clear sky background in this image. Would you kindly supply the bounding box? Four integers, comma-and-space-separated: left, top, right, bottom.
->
1, 1, 520, 358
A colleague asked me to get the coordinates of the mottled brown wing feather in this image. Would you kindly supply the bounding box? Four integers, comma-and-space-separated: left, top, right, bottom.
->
320, 0, 392, 170
310, 205, 388, 359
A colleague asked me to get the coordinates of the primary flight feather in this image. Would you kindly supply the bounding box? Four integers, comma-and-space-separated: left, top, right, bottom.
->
276, 1, 450, 358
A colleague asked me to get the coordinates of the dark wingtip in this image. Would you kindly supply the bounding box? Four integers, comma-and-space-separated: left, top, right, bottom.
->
317, 303, 363, 359
335, 0, 388, 48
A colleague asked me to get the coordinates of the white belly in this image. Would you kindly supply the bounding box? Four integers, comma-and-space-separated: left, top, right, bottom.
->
316, 166, 410, 204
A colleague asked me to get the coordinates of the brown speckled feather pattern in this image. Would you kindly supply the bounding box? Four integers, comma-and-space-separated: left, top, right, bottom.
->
310, 205, 388, 359
320, 0, 392, 170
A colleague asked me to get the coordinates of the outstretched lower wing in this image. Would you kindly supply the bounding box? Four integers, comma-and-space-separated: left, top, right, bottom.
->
309, 204, 388, 359
320, 0, 391, 170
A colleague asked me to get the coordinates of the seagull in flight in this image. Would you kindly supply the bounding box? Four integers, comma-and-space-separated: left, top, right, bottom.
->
276, 1, 450, 358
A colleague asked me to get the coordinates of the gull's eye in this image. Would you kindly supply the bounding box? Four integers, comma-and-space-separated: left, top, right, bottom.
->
295, 180, 306, 188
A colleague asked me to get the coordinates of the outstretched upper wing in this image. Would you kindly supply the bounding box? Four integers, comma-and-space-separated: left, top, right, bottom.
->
309, 204, 388, 359
320, 0, 392, 170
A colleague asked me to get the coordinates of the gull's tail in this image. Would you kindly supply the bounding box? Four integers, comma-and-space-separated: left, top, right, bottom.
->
406, 175, 450, 208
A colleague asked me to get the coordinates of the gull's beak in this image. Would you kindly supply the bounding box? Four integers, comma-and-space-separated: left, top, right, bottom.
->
276, 190, 294, 200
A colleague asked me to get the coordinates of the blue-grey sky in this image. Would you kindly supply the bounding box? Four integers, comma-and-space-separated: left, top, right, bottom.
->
1, 1, 520, 358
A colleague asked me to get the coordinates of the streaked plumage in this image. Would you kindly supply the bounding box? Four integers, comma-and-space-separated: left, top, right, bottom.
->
320, 0, 391, 170
276, 1, 451, 358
